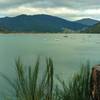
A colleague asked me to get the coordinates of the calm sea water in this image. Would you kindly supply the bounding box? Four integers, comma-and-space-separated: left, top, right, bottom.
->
0, 33, 100, 98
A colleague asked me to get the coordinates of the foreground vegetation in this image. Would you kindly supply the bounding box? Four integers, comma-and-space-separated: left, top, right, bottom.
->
1, 58, 92, 100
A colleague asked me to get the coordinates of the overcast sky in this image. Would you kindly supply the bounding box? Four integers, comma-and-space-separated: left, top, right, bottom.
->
0, 0, 100, 20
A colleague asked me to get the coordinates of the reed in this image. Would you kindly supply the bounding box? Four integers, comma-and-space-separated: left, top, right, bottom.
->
57, 62, 91, 100
1, 58, 91, 100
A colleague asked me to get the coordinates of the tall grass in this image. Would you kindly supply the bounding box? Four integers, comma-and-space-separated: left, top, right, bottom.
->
1, 58, 91, 100
57, 62, 91, 100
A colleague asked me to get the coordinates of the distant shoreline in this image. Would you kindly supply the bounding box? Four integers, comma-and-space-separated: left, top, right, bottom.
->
0, 32, 100, 34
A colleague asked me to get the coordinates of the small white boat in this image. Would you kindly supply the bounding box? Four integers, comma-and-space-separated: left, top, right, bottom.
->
55, 38, 60, 41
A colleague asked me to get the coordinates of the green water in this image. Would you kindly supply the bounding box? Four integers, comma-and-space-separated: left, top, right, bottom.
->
0, 33, 100, 98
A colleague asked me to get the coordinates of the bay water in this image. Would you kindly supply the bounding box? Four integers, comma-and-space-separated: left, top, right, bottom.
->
0, 33, 100, 98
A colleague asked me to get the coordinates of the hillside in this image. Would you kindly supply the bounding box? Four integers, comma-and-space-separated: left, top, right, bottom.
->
0, 27, 9, 33
82, 22, 100, 33
0, 14, 87, 33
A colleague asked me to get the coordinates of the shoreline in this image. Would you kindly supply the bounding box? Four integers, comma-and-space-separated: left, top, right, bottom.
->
0, 32, 100, 34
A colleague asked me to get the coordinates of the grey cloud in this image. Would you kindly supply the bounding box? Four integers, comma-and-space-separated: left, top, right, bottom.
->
0, 0, 35, 9
0, 0, 100, 9
0, 0, 100, 20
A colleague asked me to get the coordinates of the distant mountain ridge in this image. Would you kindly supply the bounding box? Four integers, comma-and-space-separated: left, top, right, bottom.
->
75, 18, 99, 26
0, 14, 100, 33
0, 14, 87, 33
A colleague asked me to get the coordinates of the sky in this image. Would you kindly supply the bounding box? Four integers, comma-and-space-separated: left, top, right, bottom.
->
0, 0, 100, 20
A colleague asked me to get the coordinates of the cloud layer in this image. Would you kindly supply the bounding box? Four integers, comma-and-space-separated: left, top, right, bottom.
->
0, 0, 100, 20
